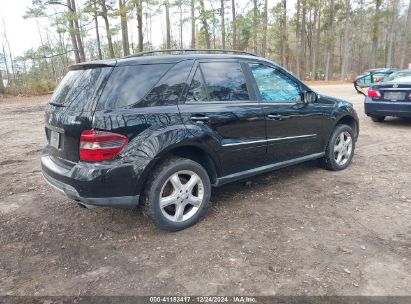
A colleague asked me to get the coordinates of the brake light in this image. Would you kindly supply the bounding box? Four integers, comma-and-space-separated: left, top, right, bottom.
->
374, 76, 383, 82
368, 88, 381, 98
79, 130, 128, 161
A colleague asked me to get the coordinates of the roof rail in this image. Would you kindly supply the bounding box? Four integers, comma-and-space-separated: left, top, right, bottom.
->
124, 49, 257, 58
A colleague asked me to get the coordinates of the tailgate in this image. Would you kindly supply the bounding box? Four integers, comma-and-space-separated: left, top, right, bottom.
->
45, 66, 114, 163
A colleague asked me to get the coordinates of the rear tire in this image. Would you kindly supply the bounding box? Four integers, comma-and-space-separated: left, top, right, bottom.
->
320, 124, 355, 171
144, 157, 211, 231
371, 115, 385, 122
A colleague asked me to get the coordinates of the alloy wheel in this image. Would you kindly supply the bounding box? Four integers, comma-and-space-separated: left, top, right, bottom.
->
333, 131, 353, 166
159, 170, 204, 223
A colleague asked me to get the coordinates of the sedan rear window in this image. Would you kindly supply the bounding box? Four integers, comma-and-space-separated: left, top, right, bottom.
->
97, 64, 172, 109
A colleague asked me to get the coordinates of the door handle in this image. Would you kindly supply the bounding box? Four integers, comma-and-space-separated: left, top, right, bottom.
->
267, 114, 283, 120
190, 115, 210, 123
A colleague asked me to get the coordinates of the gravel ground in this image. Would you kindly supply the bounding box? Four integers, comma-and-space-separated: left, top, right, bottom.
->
0, 84, 410, 296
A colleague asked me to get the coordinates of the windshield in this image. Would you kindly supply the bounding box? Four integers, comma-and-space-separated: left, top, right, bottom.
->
50, 67, 112, 112
385, 71, 411, 82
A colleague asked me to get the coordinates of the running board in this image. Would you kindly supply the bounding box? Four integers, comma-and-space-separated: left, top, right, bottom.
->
214, 152, 325, 187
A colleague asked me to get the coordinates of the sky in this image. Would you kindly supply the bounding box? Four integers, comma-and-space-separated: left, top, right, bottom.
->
0, 0, 291, 58
0, 0, 42, 57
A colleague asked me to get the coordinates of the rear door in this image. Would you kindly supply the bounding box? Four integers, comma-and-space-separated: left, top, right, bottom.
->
247, 62, 324, 163
45, 65, 113, 163
178, 60, 267, 175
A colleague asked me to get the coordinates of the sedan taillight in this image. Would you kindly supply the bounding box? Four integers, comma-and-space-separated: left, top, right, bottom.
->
79, 130, 128, 161
368, 88, 381, 99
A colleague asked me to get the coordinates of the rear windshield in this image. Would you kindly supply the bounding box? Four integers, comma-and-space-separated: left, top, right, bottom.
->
50, 67, 112, 112
97, 64, 172, 110
386, 71, 411, 82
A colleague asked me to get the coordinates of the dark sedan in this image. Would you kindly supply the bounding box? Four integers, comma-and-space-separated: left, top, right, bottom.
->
364, 70, 411, 122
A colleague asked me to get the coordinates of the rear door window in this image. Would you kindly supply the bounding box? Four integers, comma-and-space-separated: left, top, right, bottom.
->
196, 62, 250, 102
140, 60, 194, 107
98, 64, 172, 109
186, 67, 208, 102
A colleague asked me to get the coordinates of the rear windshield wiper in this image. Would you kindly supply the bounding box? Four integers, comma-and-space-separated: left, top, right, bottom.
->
49, 102, 67, 107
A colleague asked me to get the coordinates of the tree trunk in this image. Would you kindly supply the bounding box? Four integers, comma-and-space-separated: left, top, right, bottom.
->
261, 0, 268, 57
280, 0, 288, 67
325, 0, 335, 80
179, 3, 183, 48
70, 0, 85, 62
2, 23, 15, 85
400, 0, 411, 68
165, 0, 171, 49
100, 0, 115, 58
232, 0, 236, 49
2, 44, 10, 83
371, 0, 382, 67
295, 0, 300, 77
300, 0, 306, 79
312, 0, 321, 79
341, 0, 350, 80
66, 0, 80, 63
136, 0, 144, 52
252, 0, 258, 54
387, 0, 399, 67
199, 0, 211, 48
119, 0, 130, 56
191, 0, 196, 48
221, 0, 226, 49
93, 0, 103, 59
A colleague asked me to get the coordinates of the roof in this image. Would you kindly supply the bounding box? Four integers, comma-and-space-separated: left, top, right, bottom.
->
117, 53, 271, 66
69, 50, 275, 70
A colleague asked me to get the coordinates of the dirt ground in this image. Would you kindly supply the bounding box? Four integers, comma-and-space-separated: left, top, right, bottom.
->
0, 84, 410, 296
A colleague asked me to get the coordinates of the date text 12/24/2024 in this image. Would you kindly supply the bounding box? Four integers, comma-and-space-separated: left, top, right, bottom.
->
149, 296, 257, 303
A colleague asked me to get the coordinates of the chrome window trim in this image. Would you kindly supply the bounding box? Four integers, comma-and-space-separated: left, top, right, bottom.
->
222, 134, 317, 147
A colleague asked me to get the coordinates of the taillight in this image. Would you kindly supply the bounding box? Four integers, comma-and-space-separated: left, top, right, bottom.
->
79, 130, 128, 161
374, 77, 383, 82
368, 88, 381, 99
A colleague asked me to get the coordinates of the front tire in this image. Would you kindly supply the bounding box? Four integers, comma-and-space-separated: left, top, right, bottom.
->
144, 157, 211, 231
320, 124, 355, 171
371, 115, 385, 122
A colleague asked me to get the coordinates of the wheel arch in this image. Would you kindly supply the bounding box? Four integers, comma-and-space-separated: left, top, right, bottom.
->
335, 114, 359, 140
135, 144, 220, 197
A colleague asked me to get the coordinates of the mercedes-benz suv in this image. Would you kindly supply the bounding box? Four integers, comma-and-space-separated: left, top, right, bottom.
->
42, 49, 359, 231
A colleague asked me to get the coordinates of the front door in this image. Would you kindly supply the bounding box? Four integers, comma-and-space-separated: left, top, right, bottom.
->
178, 60, 267, 176
247, 63, 325, 163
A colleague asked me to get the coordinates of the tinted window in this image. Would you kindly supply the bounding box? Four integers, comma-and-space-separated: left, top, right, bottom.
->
186, 67, 207, 102
98, 64, 171, 109
50, 67, 112, 111
386, 71, 411, 81
200, 62, 249, 101
140, 60, 194, 107
249, 64, 301, 102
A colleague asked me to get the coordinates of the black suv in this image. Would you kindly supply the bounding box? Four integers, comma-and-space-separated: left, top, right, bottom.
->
42, 50, 359, 231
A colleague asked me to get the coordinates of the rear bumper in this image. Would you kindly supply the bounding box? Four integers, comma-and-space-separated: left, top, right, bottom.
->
364, 97, 411, 117
41, 147, 141, 208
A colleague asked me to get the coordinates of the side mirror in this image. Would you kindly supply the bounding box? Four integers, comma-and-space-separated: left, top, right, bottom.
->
303, 91, 318, 103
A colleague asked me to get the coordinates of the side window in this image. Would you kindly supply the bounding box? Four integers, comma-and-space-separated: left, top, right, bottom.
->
249, 63, 301, 102
140, 60, 194, 107
200, 62, 249, 101
97, 63, 171, 110
186, 67, 208, 102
